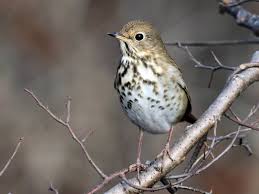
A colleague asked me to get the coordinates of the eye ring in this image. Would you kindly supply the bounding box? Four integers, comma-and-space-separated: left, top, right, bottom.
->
135, 32, 145, 41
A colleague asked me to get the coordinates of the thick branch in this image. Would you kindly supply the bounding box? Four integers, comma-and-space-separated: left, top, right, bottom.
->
104, 53, 259, 194
219, 0, 259, 36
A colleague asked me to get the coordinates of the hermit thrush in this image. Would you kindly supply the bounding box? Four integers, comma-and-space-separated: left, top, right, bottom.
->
108, 20, 196, 179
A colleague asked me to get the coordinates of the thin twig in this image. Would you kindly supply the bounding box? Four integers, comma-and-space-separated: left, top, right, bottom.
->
246, 103, 259, 121
179, 46, 235, 87
167, 126, 242, 181
24, 89, 107, 179
82, 129, 95, 143
174, 185, 212, 194
229, 107, 241, 121
49, 183, 59, 194
184, 133, 208, 173
233, 138, 253, 156
25, 89, 146, 194
66, 96, 72, 123
0, 137, 23, 176
196, 127, 240, 174
207, 128, 250, 142
165, 39, 259, 47
88, 166, 139, 194
224, 113, 259, 131
188, 123, 218, 172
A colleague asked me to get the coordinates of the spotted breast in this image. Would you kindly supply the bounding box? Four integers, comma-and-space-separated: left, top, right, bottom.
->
114, 53, 189, 134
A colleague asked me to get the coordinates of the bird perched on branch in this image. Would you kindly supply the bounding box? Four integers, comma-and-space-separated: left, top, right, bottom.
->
108, 20, 196, 179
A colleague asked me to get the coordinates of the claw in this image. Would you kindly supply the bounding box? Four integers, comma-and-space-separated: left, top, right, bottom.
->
156, 142, 173, 171
136, 158, 141, 183
128, 161, 146, 183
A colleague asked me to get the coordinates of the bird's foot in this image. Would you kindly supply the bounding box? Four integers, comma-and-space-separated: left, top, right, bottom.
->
128, 159, 146, 183
156, 142, 173, 171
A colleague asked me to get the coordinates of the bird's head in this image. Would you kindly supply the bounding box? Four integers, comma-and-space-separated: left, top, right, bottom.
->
108, 20, 166, 57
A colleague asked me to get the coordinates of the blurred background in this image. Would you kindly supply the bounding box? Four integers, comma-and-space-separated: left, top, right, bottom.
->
0, 0, 258, 193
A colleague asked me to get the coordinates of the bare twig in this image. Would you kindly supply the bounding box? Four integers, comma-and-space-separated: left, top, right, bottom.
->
166, 126, 240, 182
196, 127, 240, 174
224, 113, 259, 131
88, 165, 140, 194
233, 138, 253, 155
81, 129, 95, 143
49, 183, 59, 194
25, 89, 146, 194
66, 96, 72, 123
246, 103, 259, 121
229, 107, 241, 121
24, 89, 107, 179
174, 185, 212, 194
187, 123, 218, 172
0, 137, 23, 177
207, 128, 249, 142
184, 133, 208, 173
121, 171, 211, 193
179, 46, 235, 87
167, 102, 259, 182
165, 39, 259, 47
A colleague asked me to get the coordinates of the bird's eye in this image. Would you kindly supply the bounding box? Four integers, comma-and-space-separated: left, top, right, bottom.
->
135, 33, 144, 41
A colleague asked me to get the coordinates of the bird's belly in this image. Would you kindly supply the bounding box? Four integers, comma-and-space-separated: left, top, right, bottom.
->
118, 83, 187, 134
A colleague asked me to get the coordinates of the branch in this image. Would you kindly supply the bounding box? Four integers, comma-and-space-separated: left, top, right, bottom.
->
0, 137, 23, 177
223, 0, 259, 7
174, 185, 212, 194
25, 89, 143, 194
24, 89, 107, 179
104, 52, 259, 194
224, 113, 259, 130
49, 183, 59, 194
219, 0, 259, 36
179, 46, 235, 87
165, 39, 259, 47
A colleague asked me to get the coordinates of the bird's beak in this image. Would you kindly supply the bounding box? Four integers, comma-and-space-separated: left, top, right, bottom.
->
107, 32, 128, 42
107, 32, 118, 38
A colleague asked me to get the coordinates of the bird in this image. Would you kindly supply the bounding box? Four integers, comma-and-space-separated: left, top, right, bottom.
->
108, 20, 196, 180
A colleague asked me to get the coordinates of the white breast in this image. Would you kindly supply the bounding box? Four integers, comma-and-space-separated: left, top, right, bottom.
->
116, 58, 188, 134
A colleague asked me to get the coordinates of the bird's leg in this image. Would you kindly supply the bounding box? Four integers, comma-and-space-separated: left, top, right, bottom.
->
129, 129, 145, 183
136, 129, 144, 182
163, 126, 174, 158
157, 126, 174, 169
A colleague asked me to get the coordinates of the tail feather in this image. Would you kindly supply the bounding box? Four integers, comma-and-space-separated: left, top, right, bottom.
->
183, 113, 197, 124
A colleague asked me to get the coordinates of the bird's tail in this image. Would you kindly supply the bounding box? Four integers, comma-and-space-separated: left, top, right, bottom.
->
183, 112, 209, 173
183, 113, 197, 124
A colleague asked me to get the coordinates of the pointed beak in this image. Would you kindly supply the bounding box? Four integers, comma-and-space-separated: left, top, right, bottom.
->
107, 32, 128, 42
107, 32, 118, 37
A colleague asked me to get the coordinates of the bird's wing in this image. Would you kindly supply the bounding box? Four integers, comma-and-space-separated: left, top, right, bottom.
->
176, 79, 192, 112
171, 73, 193, 118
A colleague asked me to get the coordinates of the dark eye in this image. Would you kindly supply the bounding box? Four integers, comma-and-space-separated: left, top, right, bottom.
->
135, 33, 144, 41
